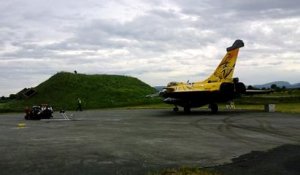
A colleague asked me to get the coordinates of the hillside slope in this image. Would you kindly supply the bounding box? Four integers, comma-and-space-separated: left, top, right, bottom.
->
12, 72, 157, 110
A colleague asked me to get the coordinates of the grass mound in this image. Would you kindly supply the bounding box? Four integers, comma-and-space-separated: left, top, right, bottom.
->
5, 72, 158, 111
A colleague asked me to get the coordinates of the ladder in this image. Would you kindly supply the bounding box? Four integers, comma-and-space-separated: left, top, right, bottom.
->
59, 110, 72, 120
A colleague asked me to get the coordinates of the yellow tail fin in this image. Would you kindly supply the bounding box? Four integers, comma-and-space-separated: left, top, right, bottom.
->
205, 40, 244, 83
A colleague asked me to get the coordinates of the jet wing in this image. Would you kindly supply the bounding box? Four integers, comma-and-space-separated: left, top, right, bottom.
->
244, 89, 274, 95
146, 92, 160, 98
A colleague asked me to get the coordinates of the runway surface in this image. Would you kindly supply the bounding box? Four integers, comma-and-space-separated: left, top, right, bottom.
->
0, 109, 299, 174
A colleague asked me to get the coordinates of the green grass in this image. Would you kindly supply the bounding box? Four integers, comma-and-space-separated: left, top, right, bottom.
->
1, 72, 158, 112
128, 102, 300, 113
0, 103, 15, 113
236, 89, 300, 104
227, 103, 300, 113
274, 103, 300, 113
233, 89, 300, 113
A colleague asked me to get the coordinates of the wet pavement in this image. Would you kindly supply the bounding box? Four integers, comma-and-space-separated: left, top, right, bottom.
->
0, 109, 299, 175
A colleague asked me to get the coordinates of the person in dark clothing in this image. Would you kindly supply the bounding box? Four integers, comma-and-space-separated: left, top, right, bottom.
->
77, 98, 82, 111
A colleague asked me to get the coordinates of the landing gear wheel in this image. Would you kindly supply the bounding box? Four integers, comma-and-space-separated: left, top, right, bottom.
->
210, 103, 218, 113
184, 106, 191, 113
173, 107, 179, 112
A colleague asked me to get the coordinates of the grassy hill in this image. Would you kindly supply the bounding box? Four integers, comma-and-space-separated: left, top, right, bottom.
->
3, 72, 158, 111
235, 89, 300, 104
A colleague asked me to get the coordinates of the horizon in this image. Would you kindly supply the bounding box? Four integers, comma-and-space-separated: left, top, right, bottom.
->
1, 71, 299, 97
1, 0, 300, 96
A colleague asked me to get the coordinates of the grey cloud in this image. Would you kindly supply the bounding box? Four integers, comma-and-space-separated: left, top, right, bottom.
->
176, 0, 300, 16
268, 61, 283, 65
67, 9, 217, 55
0, 0, 300, 96
220, 0, 300, 11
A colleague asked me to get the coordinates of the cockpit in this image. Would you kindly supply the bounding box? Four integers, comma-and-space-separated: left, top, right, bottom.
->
167, 82, 179, 87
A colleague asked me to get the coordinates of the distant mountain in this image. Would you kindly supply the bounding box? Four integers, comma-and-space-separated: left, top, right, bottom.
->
291, 83, 300, 89
154, 86, 165, 92
253, 81, 300, 89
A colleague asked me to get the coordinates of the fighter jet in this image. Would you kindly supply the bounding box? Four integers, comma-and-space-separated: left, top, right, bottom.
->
159, 39, 254, 113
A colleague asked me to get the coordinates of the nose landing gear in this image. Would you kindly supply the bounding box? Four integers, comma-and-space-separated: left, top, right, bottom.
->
173, 106, 179, 112
209, 103, 218, 113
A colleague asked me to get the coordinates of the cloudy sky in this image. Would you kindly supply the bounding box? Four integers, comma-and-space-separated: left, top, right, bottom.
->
1, 0, 300, 96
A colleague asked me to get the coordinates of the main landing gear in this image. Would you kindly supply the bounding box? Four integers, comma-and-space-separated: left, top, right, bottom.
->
172, 104, 218, 114
173, 106, 179, 112
183, 106, 191, 113
209, 103, 218, 113
173, 106, 191, 113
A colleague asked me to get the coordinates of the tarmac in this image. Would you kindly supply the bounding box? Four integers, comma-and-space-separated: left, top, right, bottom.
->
0, 109, 299, 175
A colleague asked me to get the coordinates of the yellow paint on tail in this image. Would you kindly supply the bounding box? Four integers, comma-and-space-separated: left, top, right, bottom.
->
204, 48, 240, 83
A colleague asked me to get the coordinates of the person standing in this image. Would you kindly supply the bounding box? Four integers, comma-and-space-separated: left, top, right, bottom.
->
77, 98, 82, 111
